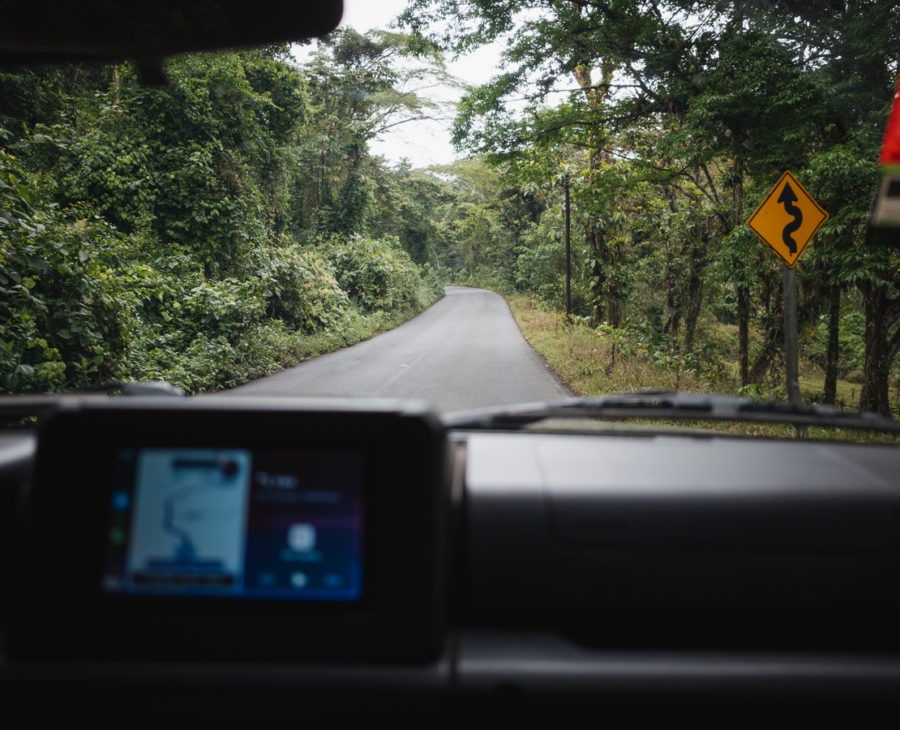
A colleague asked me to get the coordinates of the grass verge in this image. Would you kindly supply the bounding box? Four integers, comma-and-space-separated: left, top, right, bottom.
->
505, 292, 899, 443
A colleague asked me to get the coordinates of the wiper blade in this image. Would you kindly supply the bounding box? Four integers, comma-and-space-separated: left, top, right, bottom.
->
443, 391, 723, 429
0, 380, 185, 425
443, 390, 900, 435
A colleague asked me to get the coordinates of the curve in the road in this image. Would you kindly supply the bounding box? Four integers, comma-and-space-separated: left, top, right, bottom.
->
225, 286, 572, 413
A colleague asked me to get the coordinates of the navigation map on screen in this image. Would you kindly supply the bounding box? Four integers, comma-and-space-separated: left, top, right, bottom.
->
102, 447, 365, 601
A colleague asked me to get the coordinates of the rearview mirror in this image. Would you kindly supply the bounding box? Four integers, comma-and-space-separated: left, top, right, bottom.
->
0, 1, 343, 67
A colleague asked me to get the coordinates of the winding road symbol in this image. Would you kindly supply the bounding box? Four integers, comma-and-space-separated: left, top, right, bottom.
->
747, 171, 828, 268
777, 182, 803, 255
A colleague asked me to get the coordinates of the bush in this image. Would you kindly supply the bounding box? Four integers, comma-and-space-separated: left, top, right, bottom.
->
322, 235, 422, 313
133, 320, 302, 394
0, 149, 136, 392
808, 308, 867, 379
254, 244, 349, 333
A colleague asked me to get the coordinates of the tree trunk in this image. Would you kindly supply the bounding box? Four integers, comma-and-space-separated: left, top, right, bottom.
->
733, 161, 749, 386
859, 284, 899, 416
823, 284, 840, 405
607, 241, 623, 328
573, 61, 615, 328
662, 189, 680, 337
738, 285, 750, 386
662, 240, 679, 336
683, 232, 708, 351
747, 270, 784, 385
590, 230, 606, 325
749, 343, 780, 385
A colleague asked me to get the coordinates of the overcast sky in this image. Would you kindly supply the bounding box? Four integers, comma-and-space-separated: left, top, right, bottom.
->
336, 0, 501, 167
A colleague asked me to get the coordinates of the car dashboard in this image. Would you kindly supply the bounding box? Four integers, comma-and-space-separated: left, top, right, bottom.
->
0, 395, 899, 724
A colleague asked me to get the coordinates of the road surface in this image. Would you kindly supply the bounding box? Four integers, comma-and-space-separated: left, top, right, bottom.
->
226, 286, 571, 413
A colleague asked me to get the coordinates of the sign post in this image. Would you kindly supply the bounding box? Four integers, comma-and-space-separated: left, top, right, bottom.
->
782, 265, 800, 406
747, 171, 829, 411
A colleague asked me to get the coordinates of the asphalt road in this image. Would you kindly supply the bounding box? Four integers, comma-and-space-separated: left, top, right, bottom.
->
225, 286, 571, 413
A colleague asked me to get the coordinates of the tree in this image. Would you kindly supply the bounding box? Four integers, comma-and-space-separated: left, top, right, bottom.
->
298, 27, 454, 236
402, 0, 900, 414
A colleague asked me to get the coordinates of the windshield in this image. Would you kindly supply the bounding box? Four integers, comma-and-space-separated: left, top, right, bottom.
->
1, 0, 898, 439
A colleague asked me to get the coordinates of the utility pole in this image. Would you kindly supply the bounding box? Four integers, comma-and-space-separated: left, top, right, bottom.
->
564, 174, 571, 317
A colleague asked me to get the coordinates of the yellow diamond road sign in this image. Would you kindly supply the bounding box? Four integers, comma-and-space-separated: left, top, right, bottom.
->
747, 170, 829, 268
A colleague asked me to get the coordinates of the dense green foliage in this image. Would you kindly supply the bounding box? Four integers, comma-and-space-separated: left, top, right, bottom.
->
2, 6, 899, 416
400, 0, 900, 416
0, 39, 447, 394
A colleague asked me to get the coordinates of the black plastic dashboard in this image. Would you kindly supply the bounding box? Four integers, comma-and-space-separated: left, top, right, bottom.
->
1, 395, 900, 723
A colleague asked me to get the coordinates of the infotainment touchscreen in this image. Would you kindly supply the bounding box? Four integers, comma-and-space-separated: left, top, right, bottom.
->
101, 447, 365, 602
14, 399, 446, 662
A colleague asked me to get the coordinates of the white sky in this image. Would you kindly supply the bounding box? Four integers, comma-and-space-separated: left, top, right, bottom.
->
336, 0, 502, 167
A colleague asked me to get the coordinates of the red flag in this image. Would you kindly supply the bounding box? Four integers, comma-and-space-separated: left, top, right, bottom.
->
880, 76, 900, 165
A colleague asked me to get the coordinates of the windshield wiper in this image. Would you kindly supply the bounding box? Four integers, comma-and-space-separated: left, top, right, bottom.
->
0, 380, 185, 427
443, 390, 900, 435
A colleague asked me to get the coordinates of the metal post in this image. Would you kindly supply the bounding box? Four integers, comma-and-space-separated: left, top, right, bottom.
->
782, 264, 807, 438
782, 264, 800, 407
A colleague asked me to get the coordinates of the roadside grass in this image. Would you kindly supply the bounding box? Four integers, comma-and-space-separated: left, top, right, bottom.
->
505, 292, 899, 443
505, 294, 737, 397
289, 303, 439, 363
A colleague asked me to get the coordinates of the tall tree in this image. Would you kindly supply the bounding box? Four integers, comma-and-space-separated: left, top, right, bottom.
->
298, 27, 454, 236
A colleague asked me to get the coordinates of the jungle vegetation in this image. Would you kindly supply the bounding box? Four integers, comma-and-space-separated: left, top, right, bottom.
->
1, 1, 898, 415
